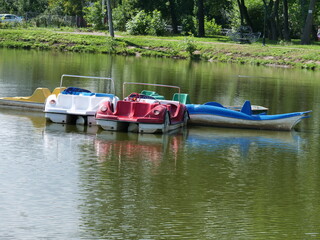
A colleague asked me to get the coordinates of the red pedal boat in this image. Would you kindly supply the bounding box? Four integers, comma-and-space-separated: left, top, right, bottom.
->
95, 83, 189, 134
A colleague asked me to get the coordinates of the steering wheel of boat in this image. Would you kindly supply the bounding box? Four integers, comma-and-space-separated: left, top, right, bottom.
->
127, 93, 141, 102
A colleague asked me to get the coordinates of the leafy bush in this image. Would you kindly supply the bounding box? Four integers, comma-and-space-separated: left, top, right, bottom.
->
126, 10, 150, 35
181, 15, 196, 36
113, 5, 136, 31
179, 36, 197, 56
83, 1, 105, 30
126, 10, 167, 36
148, 10, 167, 36
204, 17, 222, 36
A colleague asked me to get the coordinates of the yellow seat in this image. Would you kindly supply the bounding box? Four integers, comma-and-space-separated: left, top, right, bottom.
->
2, 87, 66, 103
3, 88, 51, 103
52, 87, 66, 96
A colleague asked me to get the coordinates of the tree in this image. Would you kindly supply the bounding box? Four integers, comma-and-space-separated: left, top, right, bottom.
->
168, 0, 179, 34
106, 0, 114, 37
301, 0, 317, 44
237, 0, 254, 30
195, 0, 205, 37
283, 0, 290, 41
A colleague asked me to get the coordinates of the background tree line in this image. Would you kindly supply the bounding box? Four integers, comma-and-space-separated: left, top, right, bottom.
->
0, 0, 319, 44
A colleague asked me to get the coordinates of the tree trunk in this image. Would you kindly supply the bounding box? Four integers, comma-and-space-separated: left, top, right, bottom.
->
301, 0, 316, 44
106, 0, 114, 37
168, 0, 178, 34
238, 0, 254, 31
269, 0, 279, 41
237, 0, 244, 25
196, 0, 205, 37
283, 0, 290, 41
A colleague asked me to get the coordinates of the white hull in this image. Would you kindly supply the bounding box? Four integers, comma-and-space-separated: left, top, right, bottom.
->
45, 112, 97, 125
45, 93, 117, 125
189, 114, 305, 131
96, 119, 185, 134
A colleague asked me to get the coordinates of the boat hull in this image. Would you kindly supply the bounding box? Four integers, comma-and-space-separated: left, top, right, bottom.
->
45, 112, 97, 125
96, 119, 185, 134
45, 92, 116, 126
187, 104, 311, 131
188, 113, 307, 131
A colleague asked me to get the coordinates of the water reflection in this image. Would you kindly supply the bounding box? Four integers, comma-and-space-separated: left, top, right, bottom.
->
185, 126, 304, 155
45, 122, 99, 135
0, 108, 46, 129
93, 126, 304, 162
75, 127, 313, 239
95, 130, 186, 164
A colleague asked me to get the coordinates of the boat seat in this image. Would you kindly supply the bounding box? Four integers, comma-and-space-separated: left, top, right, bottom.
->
141, 90, 165, 100
114, 101, 133, 116
52, 87, 66, 96
172, 93, 191, 104
62, 87, 91, 95
141, 90, 156, 96
4, 88, 51, 103
90, 96, 114, 111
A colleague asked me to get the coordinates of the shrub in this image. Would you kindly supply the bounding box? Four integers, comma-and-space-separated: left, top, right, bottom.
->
113, 5, 136, 31
83, 1, 105, 30
179, 36, 197, 56
181, 15, 196, 36
126, 10, 167, 36
126, 10, 150, 35
148, 10, 167, 36
204, 17, 222, 36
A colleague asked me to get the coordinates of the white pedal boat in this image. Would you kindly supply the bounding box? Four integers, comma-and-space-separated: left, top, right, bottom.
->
45, 74, 118, 125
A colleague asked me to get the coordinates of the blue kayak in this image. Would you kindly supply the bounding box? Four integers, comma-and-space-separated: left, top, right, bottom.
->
186, 101, 311, 131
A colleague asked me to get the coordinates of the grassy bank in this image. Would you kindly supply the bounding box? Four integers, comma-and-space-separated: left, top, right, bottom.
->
1, 28, 320, 70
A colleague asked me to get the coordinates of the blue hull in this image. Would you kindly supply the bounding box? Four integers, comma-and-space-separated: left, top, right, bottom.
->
186, 102, 311, 131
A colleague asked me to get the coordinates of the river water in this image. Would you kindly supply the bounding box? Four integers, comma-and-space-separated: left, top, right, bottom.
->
0, 48, 320, 239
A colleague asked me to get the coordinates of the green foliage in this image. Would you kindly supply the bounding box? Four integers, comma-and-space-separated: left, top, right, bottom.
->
112, 4, 137, 31
0, 22, 22, 29
126, 10, 167, 36
288, 3, 305, 39
83, 2, 105, 30
126, 10, 150, 35
113, 6, 130, 31
204, 17, 222, 36
105, 37, 119, 53
0, 0, 48, 15
278, 40, 293, 46
181, 15, 196, 36
179, 36, 197, 56
148, 10, 167, 36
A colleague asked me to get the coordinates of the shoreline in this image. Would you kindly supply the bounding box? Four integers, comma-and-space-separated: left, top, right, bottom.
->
1, 28, 320, 70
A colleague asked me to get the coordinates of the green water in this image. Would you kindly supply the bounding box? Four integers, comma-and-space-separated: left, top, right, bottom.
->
0, 48, 320, 239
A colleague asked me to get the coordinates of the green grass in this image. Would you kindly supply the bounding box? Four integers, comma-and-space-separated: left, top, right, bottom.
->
1, 28, 320, 70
